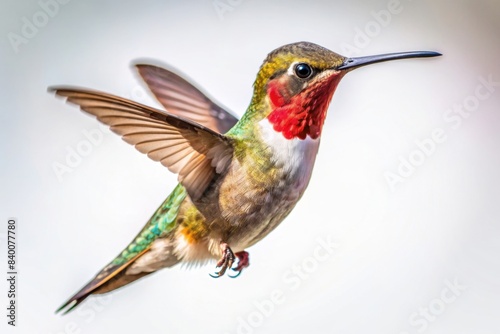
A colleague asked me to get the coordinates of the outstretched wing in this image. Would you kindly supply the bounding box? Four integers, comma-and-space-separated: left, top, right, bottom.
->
50, 87, 234, 200
135, 63, 239, 133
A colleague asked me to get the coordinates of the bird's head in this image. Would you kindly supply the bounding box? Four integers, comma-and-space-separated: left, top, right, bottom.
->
246, 41, 441, 140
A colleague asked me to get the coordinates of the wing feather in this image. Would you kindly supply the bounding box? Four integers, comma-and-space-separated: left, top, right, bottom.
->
135, 63, 239, 133
50, 87, 234, 199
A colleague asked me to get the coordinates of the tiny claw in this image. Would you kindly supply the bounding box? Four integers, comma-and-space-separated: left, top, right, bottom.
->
209, 272, 222, 278
228, 269, 242, 278
209, 242, 235, 278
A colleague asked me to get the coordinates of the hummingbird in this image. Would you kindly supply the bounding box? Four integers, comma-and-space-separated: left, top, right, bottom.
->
51, 41, 441, 314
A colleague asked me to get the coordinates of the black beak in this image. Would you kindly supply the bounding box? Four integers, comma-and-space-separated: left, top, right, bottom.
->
338, 51, 442, 71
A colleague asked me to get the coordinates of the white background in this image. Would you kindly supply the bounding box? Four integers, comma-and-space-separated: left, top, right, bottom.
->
1, 0, 500, 333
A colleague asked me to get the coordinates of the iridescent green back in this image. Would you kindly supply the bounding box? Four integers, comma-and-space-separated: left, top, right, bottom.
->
111, 184, 187, 266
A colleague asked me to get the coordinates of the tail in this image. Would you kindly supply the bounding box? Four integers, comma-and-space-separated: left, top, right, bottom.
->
56, 248, 152, 314
57, 184, 188, 314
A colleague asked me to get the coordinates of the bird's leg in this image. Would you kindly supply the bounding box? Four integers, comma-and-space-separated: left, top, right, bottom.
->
229, 251, 250, 278
209, 242, 235, 278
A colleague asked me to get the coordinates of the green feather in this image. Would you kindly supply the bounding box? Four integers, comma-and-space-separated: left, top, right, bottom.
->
111, 184, 187, 265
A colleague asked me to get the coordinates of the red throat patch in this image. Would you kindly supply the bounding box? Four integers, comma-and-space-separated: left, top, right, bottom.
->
266, 72, 344, 140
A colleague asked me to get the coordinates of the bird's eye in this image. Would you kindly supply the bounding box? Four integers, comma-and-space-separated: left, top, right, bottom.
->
294, 63, 313, 79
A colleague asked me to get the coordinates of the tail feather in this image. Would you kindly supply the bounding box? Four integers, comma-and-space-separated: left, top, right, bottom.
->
57, 185, 189, 314
56, 247, 150, 314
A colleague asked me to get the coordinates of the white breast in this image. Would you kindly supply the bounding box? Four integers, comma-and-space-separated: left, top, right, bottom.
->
258, 119, 320, 196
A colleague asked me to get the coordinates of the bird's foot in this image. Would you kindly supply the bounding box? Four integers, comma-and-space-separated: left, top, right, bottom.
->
228, 251, 250, 278
209, 242, 235, 278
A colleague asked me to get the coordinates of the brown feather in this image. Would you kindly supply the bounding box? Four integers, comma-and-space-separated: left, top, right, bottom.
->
135, 64, 239, 133
56, 247, 151, 314
50, 87, 234, 200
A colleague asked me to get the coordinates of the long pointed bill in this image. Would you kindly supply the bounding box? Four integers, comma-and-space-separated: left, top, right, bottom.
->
338, 51, 442, 71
